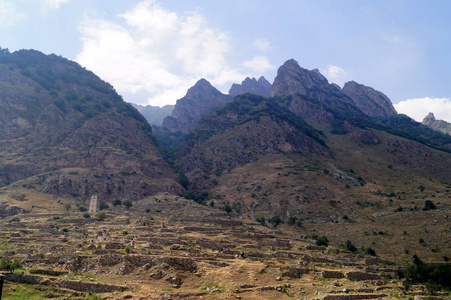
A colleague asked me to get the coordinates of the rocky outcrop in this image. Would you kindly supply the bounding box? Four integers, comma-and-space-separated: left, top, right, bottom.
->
422, 112, 451, 135
342, 81, 397, 118
270, 59, 332, 98
161, 79, 231, 133
270, 59, 361, 123
229, 76, 272, 97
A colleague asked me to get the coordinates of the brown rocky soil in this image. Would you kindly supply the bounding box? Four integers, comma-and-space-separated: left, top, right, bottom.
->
1, 194, 445, 300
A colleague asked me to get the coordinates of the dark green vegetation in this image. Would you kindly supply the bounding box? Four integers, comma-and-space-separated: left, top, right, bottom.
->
403, 255, 451, 292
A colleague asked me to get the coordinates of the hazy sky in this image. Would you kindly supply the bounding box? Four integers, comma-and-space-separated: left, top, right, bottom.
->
1, 0, 451, 121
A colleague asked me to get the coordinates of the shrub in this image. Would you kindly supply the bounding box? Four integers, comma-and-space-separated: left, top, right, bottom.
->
123, 200, 133, 209
365, 247, 376, 256
83, 213, 90, 218
124, 246, 131, 254
0, 258, 22, 273
316, 236, 329, 247
8, 217, 20, 223
287, 216, 298, 225
268, 216, 283, 227
96, 212, 107, 221
423, 200, 436, 210
404, 255, 451, 292
99, 202, 109, 210
255, 217, 265, 225
222, 204, 232, 214
345, 240, 357, 252
113, 199, 122, 206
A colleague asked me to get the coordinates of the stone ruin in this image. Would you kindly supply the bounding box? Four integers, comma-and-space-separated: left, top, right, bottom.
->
88, 195, 99, 214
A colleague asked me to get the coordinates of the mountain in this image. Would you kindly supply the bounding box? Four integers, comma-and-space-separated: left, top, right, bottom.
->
161, 79, 231, 134
342, 81, 397, 118
0, 49, 182, 205
422, 112, 451, 135
174, 59, 451, 262
176, 94, 332, 190
270, 59, 363, 124
228, 76, 272, 97
131, 103, 174, 126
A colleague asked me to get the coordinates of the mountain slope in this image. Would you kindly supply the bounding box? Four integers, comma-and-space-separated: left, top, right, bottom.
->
342, 81, 397, 118
174, 59, 451, 262
0, 49, 182, 204
176, 94, 331, 190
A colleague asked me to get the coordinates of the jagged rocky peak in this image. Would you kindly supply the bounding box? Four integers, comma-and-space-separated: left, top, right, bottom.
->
270, 59, 331, 97
423, 112, 436, 124
229, 76, 272, 97
422, 112, 451, 135
161, 78, 231, 133
342, 81, 397, 118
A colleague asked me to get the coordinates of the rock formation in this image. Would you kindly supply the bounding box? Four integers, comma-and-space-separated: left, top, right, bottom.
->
422, 112, 451, 135
229, 76, 272, 97
161, 79, 231, 133
342, 81, 397, 118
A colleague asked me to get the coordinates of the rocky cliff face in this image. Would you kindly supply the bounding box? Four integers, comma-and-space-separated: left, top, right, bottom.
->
270, 59, 361, 123
342, 81, 397, 118
0, 49, 182, 200
229, 76, 272, 97
422, 113, 451, 135
131, 103, 174, 126
161, 79, 231, 134
270, 59, 338, 99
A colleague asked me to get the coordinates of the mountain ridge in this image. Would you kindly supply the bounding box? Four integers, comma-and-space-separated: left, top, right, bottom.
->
0, 49, 183, 204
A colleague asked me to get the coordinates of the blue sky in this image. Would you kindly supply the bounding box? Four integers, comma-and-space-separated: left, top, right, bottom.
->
1, 0, 451, 122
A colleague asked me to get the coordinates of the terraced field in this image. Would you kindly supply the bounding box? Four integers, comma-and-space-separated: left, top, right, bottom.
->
2, 195, 446, 300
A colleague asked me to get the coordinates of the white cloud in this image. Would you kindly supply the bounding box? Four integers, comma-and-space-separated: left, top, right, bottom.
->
0, 0, 26, 27
44, 0, 68, 9
76, 0, 246, 106
394, 97, 451, 123
322, 65, 348, 87
253, 38, 271, 52
243, 55, 275, 74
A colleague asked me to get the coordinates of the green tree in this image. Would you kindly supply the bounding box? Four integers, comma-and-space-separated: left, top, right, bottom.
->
268, 216, 283, 227
99, 201, 109, 210
287, 216, 298, 225
0, 258, 22, 273
222, 204, 232, 214
96, 212, 107, 221
315, 236, 329, 247
123, 200, 133, 209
